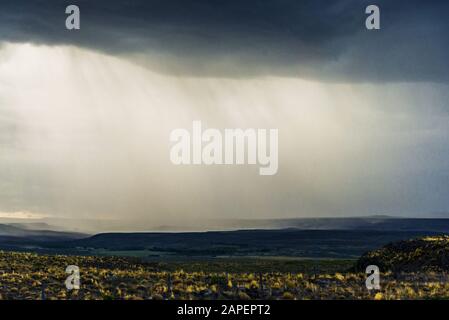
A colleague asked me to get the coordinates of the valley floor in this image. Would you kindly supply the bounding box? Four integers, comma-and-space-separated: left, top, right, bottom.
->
0, 251, 448, 300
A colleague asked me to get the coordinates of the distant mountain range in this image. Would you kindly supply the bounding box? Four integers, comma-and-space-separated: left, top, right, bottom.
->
196, 216, 449, 233
0, 223, 86, 251
2, 215, 449, 233
49, 229, 442, 259
0, 217, 449, 259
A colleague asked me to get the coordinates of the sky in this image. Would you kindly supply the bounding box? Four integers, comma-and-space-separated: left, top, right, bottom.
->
0, 0, 449, 227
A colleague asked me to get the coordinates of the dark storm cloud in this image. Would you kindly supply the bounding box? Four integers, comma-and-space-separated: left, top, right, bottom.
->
0, 0, 448, 81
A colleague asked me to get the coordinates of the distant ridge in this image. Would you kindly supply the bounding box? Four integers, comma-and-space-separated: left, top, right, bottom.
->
50, 229, 444, 259
1, 216, 449, 233
0, 223, 87, 249
0, 218, 448, 259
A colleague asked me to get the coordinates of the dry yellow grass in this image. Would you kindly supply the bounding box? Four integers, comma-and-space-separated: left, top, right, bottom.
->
0, 251, 449, 300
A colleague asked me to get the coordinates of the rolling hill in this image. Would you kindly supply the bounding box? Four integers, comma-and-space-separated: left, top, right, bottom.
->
356, 235, 449, 272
